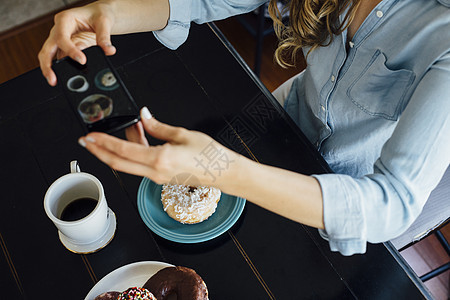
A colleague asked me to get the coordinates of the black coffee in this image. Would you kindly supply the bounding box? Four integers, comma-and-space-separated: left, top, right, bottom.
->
60, 197, 98, 221
70, 77, 85, 90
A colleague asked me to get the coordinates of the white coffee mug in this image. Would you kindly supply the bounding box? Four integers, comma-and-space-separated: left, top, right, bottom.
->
67, 75, 89, 92
44, 161, 116, 254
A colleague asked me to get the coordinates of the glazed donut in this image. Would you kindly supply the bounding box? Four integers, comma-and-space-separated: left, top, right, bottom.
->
161, 184, 221, 224
143, 266, 208, 300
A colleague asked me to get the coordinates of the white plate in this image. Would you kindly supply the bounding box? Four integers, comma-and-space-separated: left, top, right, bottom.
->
85, 261, 174, 300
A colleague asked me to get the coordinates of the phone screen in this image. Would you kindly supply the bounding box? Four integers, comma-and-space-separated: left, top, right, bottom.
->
53, 46, 140, 134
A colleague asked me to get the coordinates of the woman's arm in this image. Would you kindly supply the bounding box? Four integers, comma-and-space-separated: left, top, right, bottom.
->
229, 157, 324, 229
106, 0, 170, 34
79, 107, 325, 229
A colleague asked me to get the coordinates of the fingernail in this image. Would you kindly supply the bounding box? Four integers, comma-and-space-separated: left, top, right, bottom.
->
78, 138, 86, 147
141, 107, 152, 120
74, 56, 84, 64
46, 76, 53, 85
100, 40, 112, 47
86, 136, 96, 143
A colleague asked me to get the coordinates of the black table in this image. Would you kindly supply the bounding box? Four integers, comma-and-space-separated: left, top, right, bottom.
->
0, 23, 432, 299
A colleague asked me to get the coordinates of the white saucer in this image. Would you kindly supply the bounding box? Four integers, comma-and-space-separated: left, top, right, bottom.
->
58, 208, 116, 254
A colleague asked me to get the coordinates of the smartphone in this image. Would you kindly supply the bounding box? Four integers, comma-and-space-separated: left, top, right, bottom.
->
53, 46, 140, 134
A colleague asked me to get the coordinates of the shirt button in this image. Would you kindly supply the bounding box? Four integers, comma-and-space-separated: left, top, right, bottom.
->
349, 41, 355, 48
321, 105, 325, 111
331, 75, 335, 82
376, 10, 383, 18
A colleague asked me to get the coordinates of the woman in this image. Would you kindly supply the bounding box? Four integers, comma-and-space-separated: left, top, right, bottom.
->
38, 0, 450, 255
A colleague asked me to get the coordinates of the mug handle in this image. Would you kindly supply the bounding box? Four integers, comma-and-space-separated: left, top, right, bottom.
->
70, 160, 81, 173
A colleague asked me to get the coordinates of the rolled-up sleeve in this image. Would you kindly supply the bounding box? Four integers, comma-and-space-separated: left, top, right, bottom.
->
153, 0, 267, 49
313, 53, 450, 256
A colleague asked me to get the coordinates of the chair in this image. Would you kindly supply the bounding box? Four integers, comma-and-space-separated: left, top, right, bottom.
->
418, 223, 449, 281
236, 2, 288, 76
390, 166, 450, 281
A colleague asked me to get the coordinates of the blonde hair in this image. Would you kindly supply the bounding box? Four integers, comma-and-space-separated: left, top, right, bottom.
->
268, 0, 361, 67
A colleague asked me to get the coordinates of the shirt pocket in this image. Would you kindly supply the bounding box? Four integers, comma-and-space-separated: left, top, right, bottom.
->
347, 50, 415, 121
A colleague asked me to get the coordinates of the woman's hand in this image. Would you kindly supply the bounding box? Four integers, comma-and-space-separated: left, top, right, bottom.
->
38, 1, 117, 86
78, 107, 241, 188
38, 0, 170, 86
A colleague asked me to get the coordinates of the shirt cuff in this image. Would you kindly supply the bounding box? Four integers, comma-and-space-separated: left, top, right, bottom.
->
313, 173, 367, 256
153, 0, 192, 50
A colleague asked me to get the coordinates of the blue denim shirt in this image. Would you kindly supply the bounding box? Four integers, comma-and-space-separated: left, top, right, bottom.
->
154, 0, 450, 255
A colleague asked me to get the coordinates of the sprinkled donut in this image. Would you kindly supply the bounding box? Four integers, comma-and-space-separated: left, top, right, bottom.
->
143, 266, 208, 300
161, 184, 221, 224
95, 287, 156, 300
118, 287, 157, 300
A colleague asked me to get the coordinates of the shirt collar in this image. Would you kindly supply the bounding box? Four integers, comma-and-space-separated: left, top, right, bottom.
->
437, 0, 450, 7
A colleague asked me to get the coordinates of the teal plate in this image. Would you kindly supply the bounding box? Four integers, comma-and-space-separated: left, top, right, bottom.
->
137, 178, 246, 243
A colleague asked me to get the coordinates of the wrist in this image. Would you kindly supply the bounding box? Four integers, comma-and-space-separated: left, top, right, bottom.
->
216, 153, 253, 196
102, 0, 169, 34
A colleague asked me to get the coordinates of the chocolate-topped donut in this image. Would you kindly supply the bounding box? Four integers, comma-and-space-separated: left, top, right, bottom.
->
94, 291, 120, 300
143, 266, 208, 300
